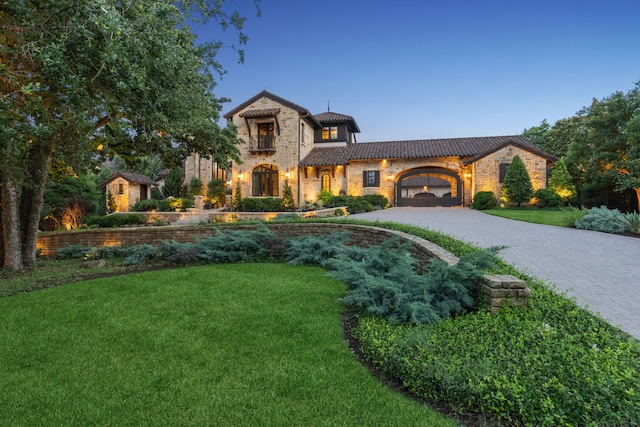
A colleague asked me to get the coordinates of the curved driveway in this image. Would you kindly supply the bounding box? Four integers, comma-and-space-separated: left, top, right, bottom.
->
351, 207, 640, 340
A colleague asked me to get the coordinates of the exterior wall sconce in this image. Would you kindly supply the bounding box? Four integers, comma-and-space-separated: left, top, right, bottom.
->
285, 172, 290, 179
237, 173, 243, 181
386, 175, 394, 182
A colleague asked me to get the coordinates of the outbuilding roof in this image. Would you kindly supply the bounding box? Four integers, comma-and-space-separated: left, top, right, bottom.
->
98, 172, 157, 188
299, 135, 556, 166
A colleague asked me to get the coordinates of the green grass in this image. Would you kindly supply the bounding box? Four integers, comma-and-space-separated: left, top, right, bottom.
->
482, 208, 575, 227
0, 263, 455, 427
0, 257, 130, 298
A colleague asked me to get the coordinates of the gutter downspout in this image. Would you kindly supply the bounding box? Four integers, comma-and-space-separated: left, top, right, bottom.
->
297, 113, 311, 205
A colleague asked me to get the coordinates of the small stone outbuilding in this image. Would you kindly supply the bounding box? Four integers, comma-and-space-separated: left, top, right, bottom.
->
99, 172, 157, 212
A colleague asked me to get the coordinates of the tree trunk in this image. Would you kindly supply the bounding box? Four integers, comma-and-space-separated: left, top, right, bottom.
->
636, 188, 640, 213
20, 144, 53, 268
1, 175, 24, 270
0, 176, 4, 264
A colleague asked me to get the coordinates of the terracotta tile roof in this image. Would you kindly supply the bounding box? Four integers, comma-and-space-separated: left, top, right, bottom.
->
300, 135, 556, 166
99, 172, 157, 188
223, 90, 322, 128
314, 111, 361, 133
239, 108, 280, 118
299, 146, 351, 166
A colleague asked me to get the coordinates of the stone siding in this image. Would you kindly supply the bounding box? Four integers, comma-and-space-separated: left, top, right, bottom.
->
300, 157, 470, 204
473, 145, 548, 199
228, 96, 317, 202
103, 178, 149, 212
37, 223, 530, 312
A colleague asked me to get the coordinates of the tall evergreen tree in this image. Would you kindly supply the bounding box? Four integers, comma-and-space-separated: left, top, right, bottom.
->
281, 178, 294, 211
548, 159, 576, 203
500, 155, 533, 207
162, 169, 185, 198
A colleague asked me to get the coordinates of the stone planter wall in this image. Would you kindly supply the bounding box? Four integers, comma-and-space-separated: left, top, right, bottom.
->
37, 223, 530, 312
121, 207, 347, 224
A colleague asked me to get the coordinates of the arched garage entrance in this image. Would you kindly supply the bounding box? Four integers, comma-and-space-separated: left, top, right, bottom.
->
396, 168, 462, 207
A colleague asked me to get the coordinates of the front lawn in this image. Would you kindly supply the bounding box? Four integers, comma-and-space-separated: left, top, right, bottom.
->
482, 208, 575, 227
0, 263, 454, 427
2, 219, 639, 426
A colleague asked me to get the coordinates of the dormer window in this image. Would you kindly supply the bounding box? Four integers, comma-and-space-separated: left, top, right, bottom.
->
322, 126, 338, 140
258, 123, 275, 149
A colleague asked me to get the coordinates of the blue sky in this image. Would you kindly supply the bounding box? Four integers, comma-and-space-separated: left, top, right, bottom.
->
196, 0, 640, 142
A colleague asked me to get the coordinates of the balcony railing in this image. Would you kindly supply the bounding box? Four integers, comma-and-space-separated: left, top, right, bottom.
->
248, 135, 276, 153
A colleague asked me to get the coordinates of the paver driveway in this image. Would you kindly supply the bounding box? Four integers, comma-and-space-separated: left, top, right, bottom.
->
351, 207, 640, 340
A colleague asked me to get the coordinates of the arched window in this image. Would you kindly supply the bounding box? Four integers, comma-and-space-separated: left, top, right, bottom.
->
321, 174, 331, 192
252, 164, 279, 196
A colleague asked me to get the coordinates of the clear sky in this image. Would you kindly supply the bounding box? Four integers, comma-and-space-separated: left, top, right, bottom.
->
196, 0, 640, 142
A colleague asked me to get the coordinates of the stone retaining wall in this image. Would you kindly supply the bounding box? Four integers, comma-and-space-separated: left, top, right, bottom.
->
119, 206, 347, 224
37, 223, 530, 312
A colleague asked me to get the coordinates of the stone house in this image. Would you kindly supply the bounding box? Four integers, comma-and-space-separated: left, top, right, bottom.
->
193, 90, 556, 207
99, 172, 157, 212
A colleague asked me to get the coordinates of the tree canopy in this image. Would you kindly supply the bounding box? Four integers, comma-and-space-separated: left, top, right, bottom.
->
0, 0, 260, 270
566, 84, 640, 206
523, 81, 640, 212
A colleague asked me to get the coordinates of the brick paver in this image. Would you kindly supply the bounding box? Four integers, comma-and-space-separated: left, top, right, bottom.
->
352, 207, 640, 340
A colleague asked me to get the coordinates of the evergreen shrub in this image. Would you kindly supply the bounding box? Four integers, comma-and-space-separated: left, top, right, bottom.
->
116, 226, 283, 266
56, 244, 96, 259
241, 197, 284, 212
327, 195, 374, 213
361, 194, 389, 208
131, 199, 159, 212
574, 205, 626, 233
85, 214, 145, 228
331, 242, 500, 325
281, 178, 295, 211
186, 177, 204, 198
548, 158, 576, 202
533, 188, 562, 208
159, 197, 192, 211
471, 191, 497, 210
285, 232, 351, 267
501, 155, 533, 206
318, 190, 333, 206
207, 179, 226, 208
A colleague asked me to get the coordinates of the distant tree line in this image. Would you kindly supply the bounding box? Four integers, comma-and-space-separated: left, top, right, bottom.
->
523, 81, 640, 212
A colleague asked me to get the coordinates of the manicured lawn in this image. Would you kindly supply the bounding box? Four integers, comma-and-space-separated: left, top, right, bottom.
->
482, 208, 575, 227
0, 263, 455, 426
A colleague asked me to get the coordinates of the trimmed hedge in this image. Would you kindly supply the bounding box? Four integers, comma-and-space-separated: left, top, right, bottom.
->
241, 197, 285, 212
85, 214, 145, 228
533, 188, 563, 209
326, 195, 374, 214
471, 191, 497, 210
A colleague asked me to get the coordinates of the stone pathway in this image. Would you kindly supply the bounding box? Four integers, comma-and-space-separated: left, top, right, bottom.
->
351, 207, 640, 340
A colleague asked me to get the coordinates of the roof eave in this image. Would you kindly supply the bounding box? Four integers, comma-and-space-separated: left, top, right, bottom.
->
463, 138, 558, 165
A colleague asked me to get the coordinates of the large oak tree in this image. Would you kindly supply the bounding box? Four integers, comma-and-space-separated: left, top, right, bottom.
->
1, 0, 259, 270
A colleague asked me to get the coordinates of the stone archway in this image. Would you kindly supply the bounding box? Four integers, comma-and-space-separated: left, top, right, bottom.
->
396, 168, 462, 207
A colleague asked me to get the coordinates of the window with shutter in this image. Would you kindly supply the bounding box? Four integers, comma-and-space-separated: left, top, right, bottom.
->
363, 170, 380, 187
